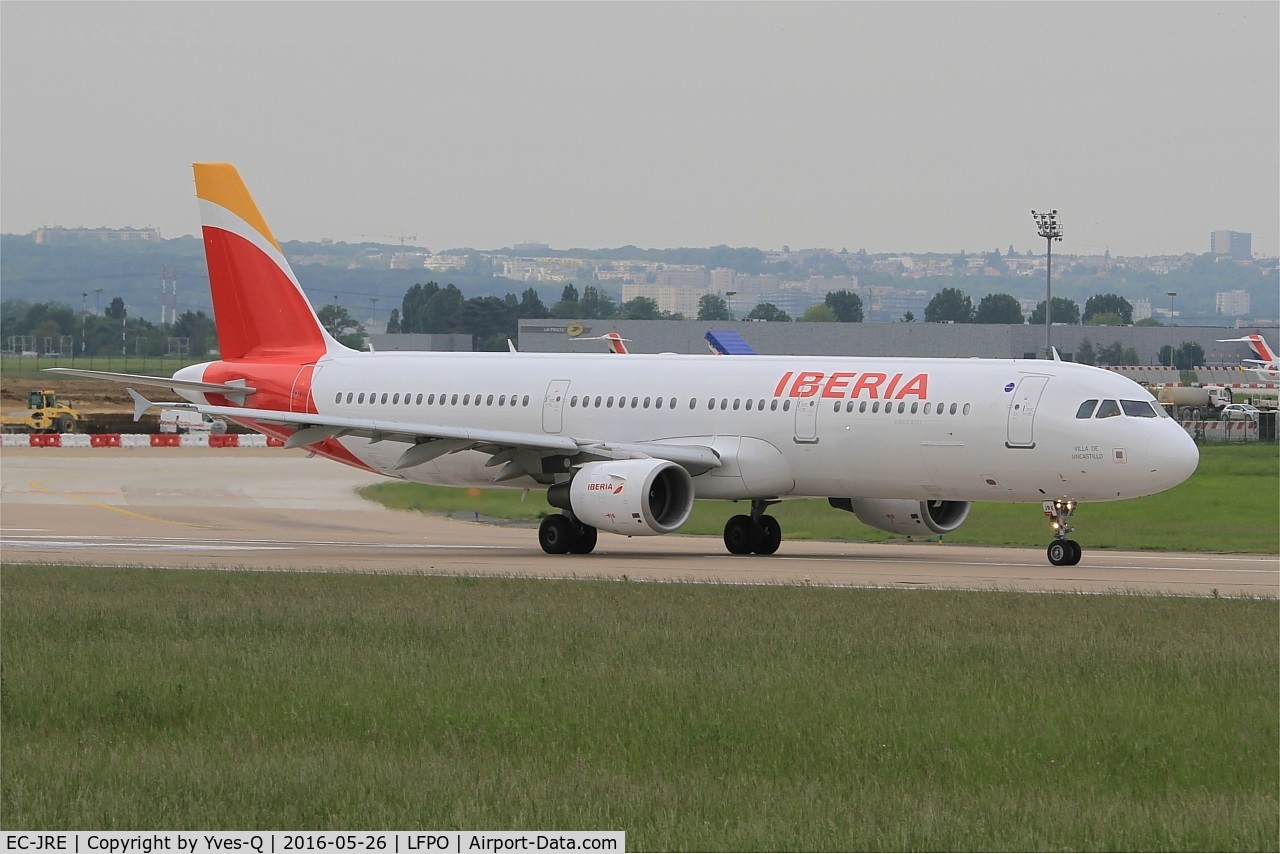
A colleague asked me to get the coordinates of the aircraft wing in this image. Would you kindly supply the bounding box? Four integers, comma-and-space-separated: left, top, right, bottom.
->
146, 397, 723, 477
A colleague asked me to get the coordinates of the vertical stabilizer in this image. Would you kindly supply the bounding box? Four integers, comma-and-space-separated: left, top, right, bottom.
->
194, 163, 347, 361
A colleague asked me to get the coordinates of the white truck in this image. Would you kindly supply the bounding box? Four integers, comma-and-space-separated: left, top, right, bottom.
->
158, 409, 228, 434
1155, 385, 1232, 420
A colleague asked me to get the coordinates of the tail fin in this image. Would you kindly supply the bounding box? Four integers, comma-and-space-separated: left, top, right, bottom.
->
194, 163, 347, 361
1246, 334, 1277, 363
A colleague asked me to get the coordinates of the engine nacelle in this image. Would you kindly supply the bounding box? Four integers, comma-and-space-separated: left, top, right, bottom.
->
829, 498, 971, 536
551, 459, 695, 536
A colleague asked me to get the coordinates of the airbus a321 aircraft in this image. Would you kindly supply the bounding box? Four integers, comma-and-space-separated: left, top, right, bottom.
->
51, 163, 1200, 567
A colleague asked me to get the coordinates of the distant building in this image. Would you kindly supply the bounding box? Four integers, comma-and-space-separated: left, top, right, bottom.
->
33, 226, 161, 243
1215, 289, 1251, 317
1210, 230, 1251, 259
1131, 298, 1153, 322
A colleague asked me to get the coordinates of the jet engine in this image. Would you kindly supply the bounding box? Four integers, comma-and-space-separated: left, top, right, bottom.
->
829, 498, 971, 536
549, 459, 695, 536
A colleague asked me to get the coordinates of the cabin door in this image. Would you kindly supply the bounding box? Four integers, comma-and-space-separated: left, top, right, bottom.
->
542, 380, 571, 433
1006, 375, 1050, 448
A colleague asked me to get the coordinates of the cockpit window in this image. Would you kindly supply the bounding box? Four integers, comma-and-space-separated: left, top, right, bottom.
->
1121, 399, 1158, 418
1095, 399, 1121, 418
1076, 400, 1099, 419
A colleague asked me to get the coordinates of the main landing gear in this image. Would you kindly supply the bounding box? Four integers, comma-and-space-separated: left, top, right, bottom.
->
723, 499, 782, 556
539, 513, 598, 555
1043, 499, 1082, 566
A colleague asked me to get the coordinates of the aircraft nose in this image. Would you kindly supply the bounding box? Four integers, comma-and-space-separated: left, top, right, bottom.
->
1145, 425, 1199, 491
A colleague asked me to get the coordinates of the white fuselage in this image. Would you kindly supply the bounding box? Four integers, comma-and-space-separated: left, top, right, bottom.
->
218, 350, 1198, 505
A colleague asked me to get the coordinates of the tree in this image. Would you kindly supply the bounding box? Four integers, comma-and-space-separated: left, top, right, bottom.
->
1083, 293, 1133, 325
924, 287, 975, 323
171, 309, 217, 357
1075, 337, 1096, 366
316, 304, 366, 350
799, 304, 837, 322
974, 293, 1023, 324
517, 287, 549, 319
456, 295, 516, 349
902, 311, 915, 323
560, 284, 579, 304
105, 296, 127, 321
697, 293, 730, 321
1134, 317, 1164, 327
1098, 341, 1139, 366
579, 285, 616, 319
1085, 312, 1124, 327
619, 296, 661, 320
386, 308, 401, 334
1028, 297, 1081, 326
824, 290, 864, 322
746, 302, 791, 322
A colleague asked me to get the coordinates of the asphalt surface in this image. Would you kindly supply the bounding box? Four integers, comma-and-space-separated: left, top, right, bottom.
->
2, 447, 1276, 596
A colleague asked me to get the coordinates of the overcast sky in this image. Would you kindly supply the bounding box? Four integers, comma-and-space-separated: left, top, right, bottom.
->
2, 2, 1276, 258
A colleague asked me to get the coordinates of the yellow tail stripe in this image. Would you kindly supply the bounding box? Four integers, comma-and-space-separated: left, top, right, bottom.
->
193, 162, 281, 252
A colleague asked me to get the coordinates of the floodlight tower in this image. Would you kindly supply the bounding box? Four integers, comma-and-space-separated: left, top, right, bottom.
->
1032, 210, 1064, 358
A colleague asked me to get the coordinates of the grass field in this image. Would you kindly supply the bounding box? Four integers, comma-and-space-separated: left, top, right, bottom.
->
361, 444, 1280, 554
2, 566, 1276, 849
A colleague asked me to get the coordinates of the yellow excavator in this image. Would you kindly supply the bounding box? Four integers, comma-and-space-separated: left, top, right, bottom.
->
2, 389, 80, 433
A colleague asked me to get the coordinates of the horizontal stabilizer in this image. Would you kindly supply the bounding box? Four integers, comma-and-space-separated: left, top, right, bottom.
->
45, 368, 254, 404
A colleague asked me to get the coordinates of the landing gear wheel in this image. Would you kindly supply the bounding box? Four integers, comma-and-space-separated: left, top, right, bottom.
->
724, 515, 756, 555
1064, 539, 1082, 566
1047, 540, 1083, 567
569, 524, 597, 555
755, 515, 782, 555
539, 514, 576, 555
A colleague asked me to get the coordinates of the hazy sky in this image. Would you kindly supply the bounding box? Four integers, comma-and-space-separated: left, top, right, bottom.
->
3, 2, 1277, 257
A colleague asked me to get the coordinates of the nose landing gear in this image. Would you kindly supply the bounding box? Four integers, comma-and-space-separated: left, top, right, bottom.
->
1043, 499, 1082, 566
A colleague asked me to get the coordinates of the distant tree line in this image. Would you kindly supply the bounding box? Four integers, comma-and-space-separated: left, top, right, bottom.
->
1, 298, 216, 359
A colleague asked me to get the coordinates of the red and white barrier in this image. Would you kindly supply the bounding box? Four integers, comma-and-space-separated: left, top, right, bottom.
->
1179, 420, 1259, 442
2, 433, 282, 448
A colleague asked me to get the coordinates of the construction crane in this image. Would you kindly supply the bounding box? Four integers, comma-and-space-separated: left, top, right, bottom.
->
356, 232, 419, 253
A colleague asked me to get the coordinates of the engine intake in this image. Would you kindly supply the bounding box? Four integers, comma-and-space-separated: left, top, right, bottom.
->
550, 459, 695, 536
829, 498, 971, 536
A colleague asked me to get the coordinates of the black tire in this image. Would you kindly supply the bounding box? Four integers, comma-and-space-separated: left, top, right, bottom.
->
754, 515, 782, 555
539, 514, 576, 555
54, 415, 74, 433
569, 524, 597, 555
1065, 539, 1082, 566
724, 514, 756, 555
1047, 540, 1071, 566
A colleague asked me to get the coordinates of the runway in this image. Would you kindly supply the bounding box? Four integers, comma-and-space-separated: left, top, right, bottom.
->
2, 447, 1276, 596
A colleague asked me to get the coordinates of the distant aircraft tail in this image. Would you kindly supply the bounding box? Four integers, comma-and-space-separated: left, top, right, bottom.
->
194, 163, 348, 361
1216, 334, 1279, 370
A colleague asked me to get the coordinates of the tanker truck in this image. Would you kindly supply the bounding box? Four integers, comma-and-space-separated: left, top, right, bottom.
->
1155, 385, 1232, 420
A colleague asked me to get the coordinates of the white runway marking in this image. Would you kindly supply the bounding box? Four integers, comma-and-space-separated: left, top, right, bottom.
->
1, 534, 522, 552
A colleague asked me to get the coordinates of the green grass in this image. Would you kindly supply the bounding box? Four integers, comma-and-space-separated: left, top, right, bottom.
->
2, 566, 1276, 849
361, 444, 1280, 554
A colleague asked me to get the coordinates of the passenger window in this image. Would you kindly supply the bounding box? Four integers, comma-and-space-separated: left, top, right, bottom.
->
770, 400, 778, 411
860, 401, 868, 413
1076, 400, 1098, 419
358, 393, 365, 404
392, 393, 400, 404
487, 394, 494, 406
706, 398, 715, 410
720, 399, 728, 410
522, 395, 530, 406
380, 393, 388, 404
644, 397, 651, 409
898, 402, 906, 414
845, 401, 854, 413
463, 394, 470, 406
631, 396, 639, 408
1121, 399, 1157, 418
334, 393, 342, 404
1095, 399, 1121, 418
345, 393, 353, 404
689, 398, 696, 410
733, 399, 740, 411
923, 402, 931, 414
783, 400, 791, 412
872, 401, 880, 413
910, 402, 918, 414
451, 394, 459, 405
962, 404, 971, 415
949, 403, 957, 415
416, 394, 423, 405
607, 396, 615, 408
595, 396, 602, 407
669, 398, 676, 409
745, 399, 753, 411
